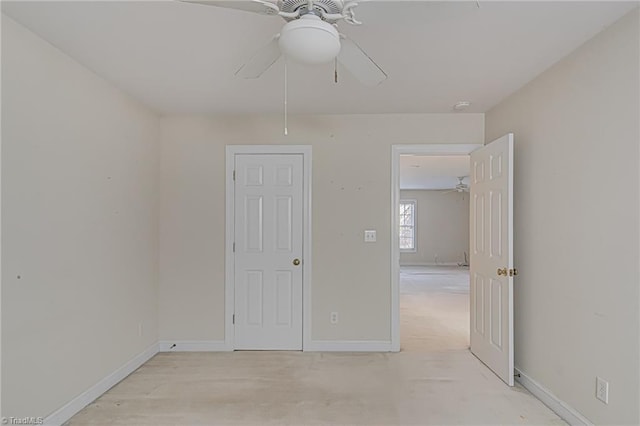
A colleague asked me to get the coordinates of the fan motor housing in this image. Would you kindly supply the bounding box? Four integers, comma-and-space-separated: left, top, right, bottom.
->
279, 0, 344, 16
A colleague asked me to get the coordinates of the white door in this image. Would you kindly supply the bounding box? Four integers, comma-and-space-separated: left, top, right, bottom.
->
234, 154, 304, 350
469, 133, 515, 386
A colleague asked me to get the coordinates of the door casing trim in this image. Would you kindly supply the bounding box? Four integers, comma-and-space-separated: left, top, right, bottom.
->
225, 145, 312, 350
390, 144, 482, 351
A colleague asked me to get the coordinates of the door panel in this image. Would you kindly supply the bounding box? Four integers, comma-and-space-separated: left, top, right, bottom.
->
474, 274, 485, 335
470, 133, 514, 386
246, 271, 264, 326
275, 196, 293, 251
244, 196, 263, 252
275, 271, 293, 326
234, 154, 303, 350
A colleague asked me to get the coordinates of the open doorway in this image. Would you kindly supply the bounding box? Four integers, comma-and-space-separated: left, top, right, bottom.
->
400, 155, 471, 351
390, 145, 482, 352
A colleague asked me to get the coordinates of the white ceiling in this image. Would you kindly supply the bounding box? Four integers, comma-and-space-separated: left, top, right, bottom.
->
2, 1, 635, 115
400, 155, 469, 190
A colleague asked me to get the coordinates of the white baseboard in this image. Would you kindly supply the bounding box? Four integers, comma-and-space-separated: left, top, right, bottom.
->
160, 340, 393, 352
515, 367, 593, 426
159, 340, 231, 352
400, 262, 465, 267
43, 343, 159, 426
305, 340, 392, 352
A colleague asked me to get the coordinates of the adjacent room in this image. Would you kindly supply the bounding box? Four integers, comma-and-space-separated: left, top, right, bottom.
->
399, 155, 471, 352
1, 1, 638, 425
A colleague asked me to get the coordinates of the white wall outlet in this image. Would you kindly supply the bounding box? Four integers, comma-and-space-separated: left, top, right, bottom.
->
330, 312, 339, 324
596, 377, 609, 404
364, 230, 376, 242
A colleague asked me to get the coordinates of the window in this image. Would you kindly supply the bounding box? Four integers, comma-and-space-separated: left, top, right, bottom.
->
399, 200, 416, 251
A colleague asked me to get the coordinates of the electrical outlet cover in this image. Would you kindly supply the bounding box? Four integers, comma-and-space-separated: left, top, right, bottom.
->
364, 230, 376, 242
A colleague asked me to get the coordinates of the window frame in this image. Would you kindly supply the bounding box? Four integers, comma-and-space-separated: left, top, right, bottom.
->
399, 199, 417, 252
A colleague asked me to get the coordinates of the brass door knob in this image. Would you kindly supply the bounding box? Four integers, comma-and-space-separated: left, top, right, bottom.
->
497, 267, 507, 276
293, 259, 301, 266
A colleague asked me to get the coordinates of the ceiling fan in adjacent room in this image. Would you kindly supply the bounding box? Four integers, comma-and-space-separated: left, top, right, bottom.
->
184, 0, 387, 86
443, 177, 470, 194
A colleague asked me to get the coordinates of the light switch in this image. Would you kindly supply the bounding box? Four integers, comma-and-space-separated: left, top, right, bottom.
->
364, 230, 377, 242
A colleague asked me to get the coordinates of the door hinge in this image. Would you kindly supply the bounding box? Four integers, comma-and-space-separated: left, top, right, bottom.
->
233, 170, 236, 181
232, 314, 235, 324
233, 242, 235, 252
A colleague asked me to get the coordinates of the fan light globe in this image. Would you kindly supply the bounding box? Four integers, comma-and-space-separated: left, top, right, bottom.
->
278, 15, 341, 65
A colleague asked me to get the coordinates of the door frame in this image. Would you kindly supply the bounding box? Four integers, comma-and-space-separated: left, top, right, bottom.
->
225, 145, 312, 350
390, 144, 483, 352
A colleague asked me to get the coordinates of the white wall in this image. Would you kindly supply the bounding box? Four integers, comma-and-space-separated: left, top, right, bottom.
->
158, 114, 484, 342
399, 190, 469, 266
486, 9, 639, 425
1, 15, 160, 418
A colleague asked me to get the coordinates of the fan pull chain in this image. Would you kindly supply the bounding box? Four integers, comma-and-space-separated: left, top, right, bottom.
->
284, 60, 288, 136
334, 57, 338, 83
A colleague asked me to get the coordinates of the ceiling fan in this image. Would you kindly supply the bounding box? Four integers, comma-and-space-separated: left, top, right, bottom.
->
184, 0, 387, 86
443, 177, 469, 193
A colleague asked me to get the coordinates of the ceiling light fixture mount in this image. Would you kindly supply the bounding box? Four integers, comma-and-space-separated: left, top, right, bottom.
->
453, 101, 471, 111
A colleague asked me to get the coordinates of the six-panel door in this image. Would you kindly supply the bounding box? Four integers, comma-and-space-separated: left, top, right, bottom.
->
469, 134, 514, 386
234, 154, 304, 350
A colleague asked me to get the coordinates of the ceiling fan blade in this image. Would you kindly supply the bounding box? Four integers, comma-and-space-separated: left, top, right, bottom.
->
337, 34, 387, 86
183, 0, 279, 15
235, 36, 282, 79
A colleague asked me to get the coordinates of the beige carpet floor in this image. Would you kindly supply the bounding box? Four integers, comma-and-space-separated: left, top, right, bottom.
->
400, 266, 470, 352
67, 266, 565, 425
